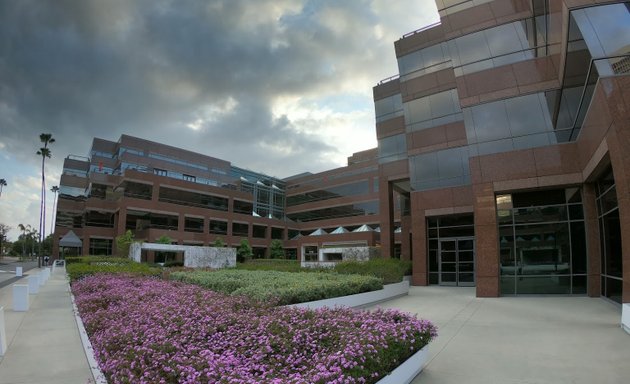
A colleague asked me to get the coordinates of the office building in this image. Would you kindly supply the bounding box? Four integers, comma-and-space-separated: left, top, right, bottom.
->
374, 0, 629, 301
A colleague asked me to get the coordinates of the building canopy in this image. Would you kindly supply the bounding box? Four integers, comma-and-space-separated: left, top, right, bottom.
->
59, 230, 82, 247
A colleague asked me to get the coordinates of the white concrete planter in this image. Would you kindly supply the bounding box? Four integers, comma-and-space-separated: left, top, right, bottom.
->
12, 284, 29, 311
376, 345, 429, 384
622, 303, 630, 335
27, 275, 39, 294
288, 280, 409, 310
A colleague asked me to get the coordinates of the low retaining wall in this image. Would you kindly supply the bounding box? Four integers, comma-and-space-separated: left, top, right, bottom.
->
129, 242, 236, 268
288, 280, 409, 310
376, 345, 429, 384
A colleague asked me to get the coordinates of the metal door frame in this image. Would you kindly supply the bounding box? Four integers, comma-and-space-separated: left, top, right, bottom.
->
438, 237, 476, 287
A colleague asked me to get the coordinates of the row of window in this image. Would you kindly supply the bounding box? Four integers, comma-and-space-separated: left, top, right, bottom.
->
398, 16, 549, 81
287, 180, 371, 206
287, 201, 379, 222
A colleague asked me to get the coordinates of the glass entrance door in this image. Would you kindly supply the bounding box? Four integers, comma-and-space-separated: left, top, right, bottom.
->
439, 237, 475, 287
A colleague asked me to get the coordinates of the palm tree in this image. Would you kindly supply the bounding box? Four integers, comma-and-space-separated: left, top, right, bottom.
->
18, 223, 26, 257
37, 133, 55, 267
0, 178, 6, 197
50, 185, 59, 236
28, 226, 38, 259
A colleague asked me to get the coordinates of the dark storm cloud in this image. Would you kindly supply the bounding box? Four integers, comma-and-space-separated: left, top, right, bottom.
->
0, 0, 434, 177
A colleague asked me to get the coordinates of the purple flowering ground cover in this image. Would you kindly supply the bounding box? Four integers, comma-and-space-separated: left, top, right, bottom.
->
72, 274, 437, 384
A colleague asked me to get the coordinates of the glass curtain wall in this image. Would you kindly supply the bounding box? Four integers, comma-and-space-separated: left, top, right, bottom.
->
597, 167, 622, 303
497, 188, 587, 295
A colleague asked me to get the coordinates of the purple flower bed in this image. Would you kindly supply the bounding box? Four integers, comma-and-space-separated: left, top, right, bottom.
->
73, 275, 437, 384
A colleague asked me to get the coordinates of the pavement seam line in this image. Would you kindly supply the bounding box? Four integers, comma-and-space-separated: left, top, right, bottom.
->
425, 297, 485, 366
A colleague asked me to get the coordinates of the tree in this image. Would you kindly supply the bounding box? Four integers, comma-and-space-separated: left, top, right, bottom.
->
0, 223, 10, 257
18, 223, 26, 257
116, 230, 135, 257
155, 235, 172, 244
269, 239, 285, 259
37, 133, 55, 267
0, 178, 7, 197
236, 239, 253, 263
212, 237, 226, 247
50, 185, 59, 236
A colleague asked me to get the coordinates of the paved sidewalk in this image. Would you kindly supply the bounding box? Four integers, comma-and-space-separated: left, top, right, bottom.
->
0, 266, 93, 384
369, 286, 630, 384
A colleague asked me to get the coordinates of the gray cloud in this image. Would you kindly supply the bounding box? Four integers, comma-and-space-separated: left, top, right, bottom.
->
0, 0, 437, 178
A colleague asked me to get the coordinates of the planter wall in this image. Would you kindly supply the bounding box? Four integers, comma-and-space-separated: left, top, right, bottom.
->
288, 280, 409, 309
376, 345, 429, 384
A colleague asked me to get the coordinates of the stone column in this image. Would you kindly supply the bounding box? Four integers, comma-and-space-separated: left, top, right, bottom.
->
473, 182, 499, 297
410, 193, 427, 286
582, 183, 601, 297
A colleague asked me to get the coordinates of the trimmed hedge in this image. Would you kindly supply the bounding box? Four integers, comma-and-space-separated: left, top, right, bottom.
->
238, 258, 412, 285
66, 260, 161, 282
169, 269, 383, 305
65, 256, 133, 265
334, 258, 412, 284
237, 259, 306, 273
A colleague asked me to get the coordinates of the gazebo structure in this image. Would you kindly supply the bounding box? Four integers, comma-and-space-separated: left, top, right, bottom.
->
58, 230, 82, 258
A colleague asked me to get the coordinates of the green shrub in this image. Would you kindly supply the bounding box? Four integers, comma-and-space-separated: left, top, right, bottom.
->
237, 259, 305, 273
65, 256, 133, 265
333, 258, 412, 284
67, 261, 161, 282
163, 260, 184, 268
169, 269, 382, 305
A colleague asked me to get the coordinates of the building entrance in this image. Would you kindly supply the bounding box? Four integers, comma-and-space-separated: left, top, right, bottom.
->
439, 237, 475, 287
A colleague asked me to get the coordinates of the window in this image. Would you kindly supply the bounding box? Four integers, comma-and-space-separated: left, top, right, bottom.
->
232, 222, 249, 237
158, 187, 228, 211
497, 188, 587, 295
233, 200, 253, 214
89, 238, 113, 256
209, 220, 227, 235
253, 225, 267, 239
183, 174, 196, 182
464, 92, 557, 156
398, 42, 451, 81
121, 181, 153, 200
154, 168, 167, 177
404, 89, 462, 132
184, 217, 204, 233
378, 134, 407, 164
409, 146, 471, 191
375, 94, 404, 123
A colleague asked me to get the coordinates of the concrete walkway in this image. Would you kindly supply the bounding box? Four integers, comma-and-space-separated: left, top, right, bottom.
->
369, 286, 630, 384
0, 266, 93, 384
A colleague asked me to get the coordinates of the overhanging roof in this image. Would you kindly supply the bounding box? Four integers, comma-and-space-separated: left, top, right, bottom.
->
59, 230, 82, 247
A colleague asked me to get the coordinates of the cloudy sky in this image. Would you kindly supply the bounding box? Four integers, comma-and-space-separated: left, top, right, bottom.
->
0, 0, 438, 241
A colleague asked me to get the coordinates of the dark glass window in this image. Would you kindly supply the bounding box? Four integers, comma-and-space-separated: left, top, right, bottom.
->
125, 210, 178, 231
498, 188, 586, 295
287, 201, 379, 222
253, 225, 266, 239
56, 210, 83, 228
233, 200, 253, 215
158, 187, 228, 211
121, 181, 152, 200
89, 238, 112, 256
232, 222, 249, 237
84, 211, 115, 228
184, 217, 204, 233
287, 180, 370, 206
271, 227, 284, 240
209, 220, 227, 235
